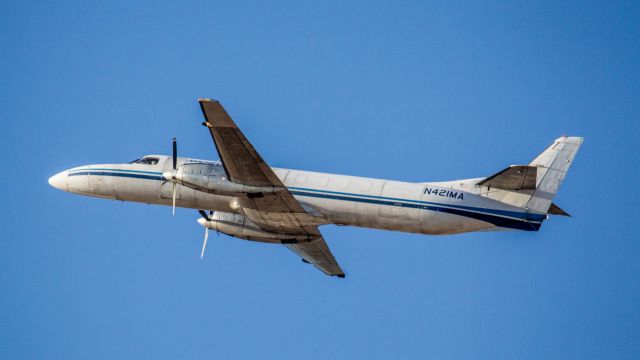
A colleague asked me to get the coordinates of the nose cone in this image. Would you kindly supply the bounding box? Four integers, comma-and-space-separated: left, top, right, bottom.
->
197, 217, 207, 227
48, 171, 68, 191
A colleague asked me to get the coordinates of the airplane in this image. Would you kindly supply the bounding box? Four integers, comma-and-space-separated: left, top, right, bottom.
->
48, 99, 583, 278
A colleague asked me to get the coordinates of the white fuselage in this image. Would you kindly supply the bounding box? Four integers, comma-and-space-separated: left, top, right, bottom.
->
48, 155, 546, 235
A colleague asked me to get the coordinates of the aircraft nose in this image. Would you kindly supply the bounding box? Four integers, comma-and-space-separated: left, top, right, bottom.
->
48, 171, 68, 191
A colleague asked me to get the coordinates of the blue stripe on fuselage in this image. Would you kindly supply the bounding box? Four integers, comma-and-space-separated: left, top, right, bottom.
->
69, 171, 163, 181
289, 190, 541, 231
68, 169, 543, 231
70, 168, 163, 175
288, 186, 545, 222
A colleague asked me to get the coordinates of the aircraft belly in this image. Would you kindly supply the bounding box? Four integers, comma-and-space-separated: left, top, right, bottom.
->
418, 210, 495, 234
355, 203, 381, 228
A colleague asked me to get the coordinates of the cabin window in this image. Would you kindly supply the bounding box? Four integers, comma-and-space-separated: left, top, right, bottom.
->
132, 157, 159, 165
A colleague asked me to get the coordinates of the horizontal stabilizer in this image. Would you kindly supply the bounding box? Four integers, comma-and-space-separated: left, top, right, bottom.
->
478, 165, 537, 191
548, 203, 570, 217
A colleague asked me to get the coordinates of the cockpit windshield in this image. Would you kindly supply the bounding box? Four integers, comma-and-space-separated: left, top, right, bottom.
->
129, 157, 159, 165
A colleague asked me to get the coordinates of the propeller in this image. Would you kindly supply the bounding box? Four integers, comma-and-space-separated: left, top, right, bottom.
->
172, 182, 176, 215
198, 210, 215, 259
201, 227, 209, 260
172, 137, 177, 170
169, 138, 177, 215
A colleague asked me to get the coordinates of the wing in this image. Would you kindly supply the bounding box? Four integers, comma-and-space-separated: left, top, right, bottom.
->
198, 99, 281, 187
285, 238, 345, 278
198, 98, 345, 277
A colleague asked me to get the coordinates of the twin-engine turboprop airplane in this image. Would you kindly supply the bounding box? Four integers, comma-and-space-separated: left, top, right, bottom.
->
49, 99, 583, 278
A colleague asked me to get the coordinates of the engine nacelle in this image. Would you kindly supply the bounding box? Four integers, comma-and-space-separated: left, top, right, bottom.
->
197, 212, 309, 244
166, 163, 280, 197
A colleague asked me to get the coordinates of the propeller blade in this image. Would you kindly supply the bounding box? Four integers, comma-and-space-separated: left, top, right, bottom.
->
201, 228, 209, 259
198, 210, 209, 219
172, 137, 177, 170
171, 182, 176, 216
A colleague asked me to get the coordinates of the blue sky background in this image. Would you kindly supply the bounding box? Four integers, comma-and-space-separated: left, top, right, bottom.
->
2, 1, 639, 358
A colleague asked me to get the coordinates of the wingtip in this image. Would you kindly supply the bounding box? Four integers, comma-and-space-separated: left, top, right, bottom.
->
198, 98, 219, 103
557, 135, 584, 145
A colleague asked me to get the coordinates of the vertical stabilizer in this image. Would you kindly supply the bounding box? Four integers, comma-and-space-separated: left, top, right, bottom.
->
525, 136, 583, 213
475, 136, 583, 215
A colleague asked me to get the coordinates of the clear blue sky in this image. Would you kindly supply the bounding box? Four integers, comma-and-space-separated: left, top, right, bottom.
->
2, 1, 639, 358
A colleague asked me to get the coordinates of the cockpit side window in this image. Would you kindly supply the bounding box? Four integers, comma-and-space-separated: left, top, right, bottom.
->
132, 157, 159, 165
